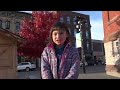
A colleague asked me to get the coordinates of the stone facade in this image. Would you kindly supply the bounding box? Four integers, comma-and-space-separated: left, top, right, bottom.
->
0, 11, 31, 34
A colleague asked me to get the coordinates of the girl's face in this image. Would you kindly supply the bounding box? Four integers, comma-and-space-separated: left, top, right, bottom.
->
52, 30, 67, 47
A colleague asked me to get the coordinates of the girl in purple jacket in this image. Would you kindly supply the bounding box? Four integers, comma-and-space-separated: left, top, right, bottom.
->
41, 22, 80, 79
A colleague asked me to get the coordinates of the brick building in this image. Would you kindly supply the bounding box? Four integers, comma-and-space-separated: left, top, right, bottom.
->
57, 11, 93, 63
102, 11, 120, 76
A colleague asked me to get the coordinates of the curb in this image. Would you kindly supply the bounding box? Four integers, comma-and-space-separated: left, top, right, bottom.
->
106, 71, 120, 78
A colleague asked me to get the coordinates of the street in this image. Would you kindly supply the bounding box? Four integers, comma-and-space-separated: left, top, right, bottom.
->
17, 69, 41, 79
17, 65, 120, 79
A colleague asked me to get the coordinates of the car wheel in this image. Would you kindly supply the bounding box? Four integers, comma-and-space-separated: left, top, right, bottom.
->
26, 67, 30, 72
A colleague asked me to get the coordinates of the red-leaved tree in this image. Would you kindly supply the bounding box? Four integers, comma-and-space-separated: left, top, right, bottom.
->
18, 11, 61, 58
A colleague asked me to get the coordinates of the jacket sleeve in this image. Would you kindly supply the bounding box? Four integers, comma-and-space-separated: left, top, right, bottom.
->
65, 49, 80, 79
41, 48, 53, 79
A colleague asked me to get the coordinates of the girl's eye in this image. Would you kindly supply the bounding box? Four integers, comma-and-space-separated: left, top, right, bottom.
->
60, 32, 63, 34
53, 33, 57, 36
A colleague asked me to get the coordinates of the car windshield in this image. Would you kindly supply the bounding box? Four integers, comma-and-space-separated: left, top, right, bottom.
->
18, 62, 29, 65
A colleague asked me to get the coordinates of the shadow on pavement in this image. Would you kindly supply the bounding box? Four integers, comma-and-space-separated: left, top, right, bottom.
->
80, 65, 106, 74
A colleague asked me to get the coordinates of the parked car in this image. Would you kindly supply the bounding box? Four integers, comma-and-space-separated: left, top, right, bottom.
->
87, 60, 95, 66
17, 62, 36, 71
80, 61, 88, 67
101, 61, 106, 65
97, 60, 106, 65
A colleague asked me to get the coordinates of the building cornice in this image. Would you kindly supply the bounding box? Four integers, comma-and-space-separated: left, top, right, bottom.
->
0, 11, 31, 20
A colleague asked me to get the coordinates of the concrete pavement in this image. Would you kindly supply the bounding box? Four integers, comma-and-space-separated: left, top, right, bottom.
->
78, 65, 120, 79
78, 73, 120, 79
17, 65, 120, 79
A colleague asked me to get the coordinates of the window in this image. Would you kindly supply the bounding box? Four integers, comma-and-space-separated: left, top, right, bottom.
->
76, 32, 82, 48
15, 22, 20, 32
93, 42, 103, 52
112, 41, 115, 57
87, 42, 89, 50
117, 47, 120, 55
5, 20, 10, 29
68, 28, 71, 35
21, 62, 29, 65
116, 41, 120, 55
85, 20, 88, 27
86, 30, 89, 39
67, 16, 70, 24
73, 17, 77, 25
74, 29, 77, 37
60, 17, 64, 23
116, 42, 119, 46
0, 19, 2, 28
107, 11, 110, 22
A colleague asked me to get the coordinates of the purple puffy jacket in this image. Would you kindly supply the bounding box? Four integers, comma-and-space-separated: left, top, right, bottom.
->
41, 42, 80, 79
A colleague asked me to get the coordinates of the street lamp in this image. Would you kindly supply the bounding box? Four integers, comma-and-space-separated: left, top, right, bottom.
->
75, 16, 86, 73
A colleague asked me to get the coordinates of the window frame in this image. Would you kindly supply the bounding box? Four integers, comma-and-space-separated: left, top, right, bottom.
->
0, 19, 2, 28
15, 22, 20, 32
5, 20, 10, 29
67, 16, 70, 24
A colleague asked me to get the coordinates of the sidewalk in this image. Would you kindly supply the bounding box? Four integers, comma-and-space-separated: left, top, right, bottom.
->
18, 65, 120, 79
78, 72, 120, 79
106, 71, 120, 78
78, 65, 120, 79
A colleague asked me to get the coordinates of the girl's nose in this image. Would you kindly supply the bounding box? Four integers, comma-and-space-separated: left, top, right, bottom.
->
56, 34, 60, 38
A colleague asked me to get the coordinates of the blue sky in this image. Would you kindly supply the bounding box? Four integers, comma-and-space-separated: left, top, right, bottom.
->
21, 11, 104, 40
73, 11, 104, 40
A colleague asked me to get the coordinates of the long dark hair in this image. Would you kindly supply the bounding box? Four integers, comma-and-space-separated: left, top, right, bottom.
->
47, 21, 71, 44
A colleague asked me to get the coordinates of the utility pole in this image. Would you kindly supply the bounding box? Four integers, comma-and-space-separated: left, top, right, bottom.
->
76, 16, 86, 73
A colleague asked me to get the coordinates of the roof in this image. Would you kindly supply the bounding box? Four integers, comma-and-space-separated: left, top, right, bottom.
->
0, 27, 24, 42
